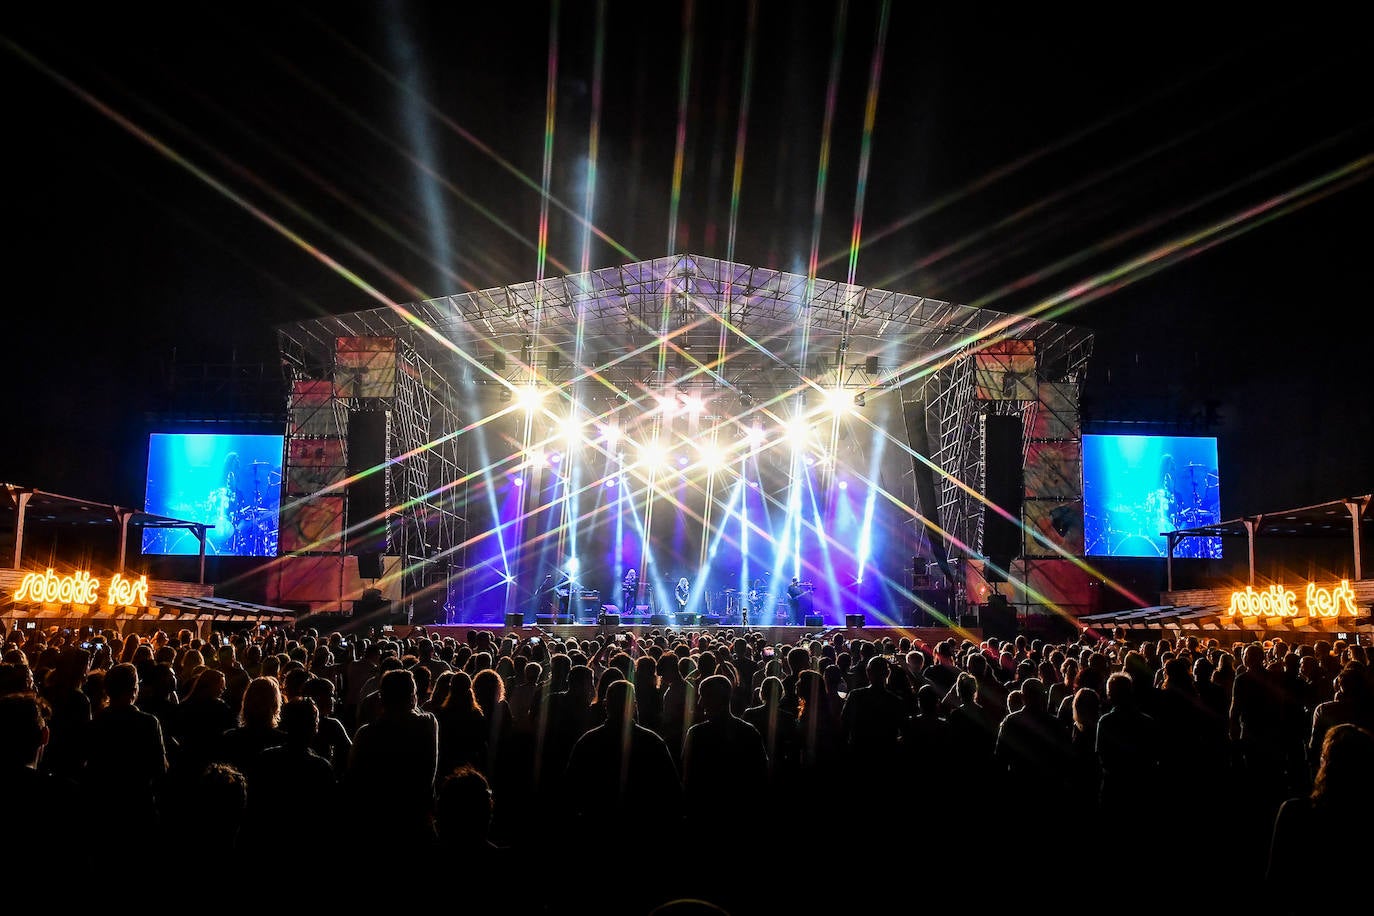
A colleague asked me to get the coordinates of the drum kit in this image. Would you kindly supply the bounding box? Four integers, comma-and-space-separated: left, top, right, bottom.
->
225, 461, 281, 556
696, 574, 788, 624
1172, 462, 1222, 559
1085, 463, 1220, 559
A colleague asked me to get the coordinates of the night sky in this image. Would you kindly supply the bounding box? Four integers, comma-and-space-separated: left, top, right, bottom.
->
4, 4, 1370, 517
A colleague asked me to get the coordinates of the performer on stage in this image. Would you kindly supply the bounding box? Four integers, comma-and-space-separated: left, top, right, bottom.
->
207, 452, 246, 553
1147, 453, 1181, 535
621, 568, 638, 615
747, 577, 765, 625
786, 577, 804, 625
555, 568, 576, 616
675, 576, 690, 612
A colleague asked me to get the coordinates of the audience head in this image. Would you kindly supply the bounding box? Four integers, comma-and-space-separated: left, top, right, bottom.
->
437, 765, 495, 845
241, 676, 283, 728
698, 674, 733, 718
603, 679, 637, 726
1313, 724, 1374, 807
568, 665, 595, 699
105, 662, 139, 705
1105, 671, 1135, 709
1072, 687, 1101, 733
0, 693, 47, 768
444, 670, 479, 713
916, 683, 941, 716
281, 697, 320, 747
473, 668, 505, 714
758, 675, 784, 708
865, 654, 890, 688
955, 672, 977, 704
379, 668, 418, 713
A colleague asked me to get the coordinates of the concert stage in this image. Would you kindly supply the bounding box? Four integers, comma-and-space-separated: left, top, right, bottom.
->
273, 256, 1095, 630
396, 623, 979, 647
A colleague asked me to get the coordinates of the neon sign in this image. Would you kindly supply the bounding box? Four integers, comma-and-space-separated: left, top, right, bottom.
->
1226, 580, 1358, 618
13, 569, 150, 607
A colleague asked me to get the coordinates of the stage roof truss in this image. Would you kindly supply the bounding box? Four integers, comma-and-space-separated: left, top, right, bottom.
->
277, 256, 1093, 394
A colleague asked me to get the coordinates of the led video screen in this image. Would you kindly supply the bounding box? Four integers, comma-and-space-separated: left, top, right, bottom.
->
1082, 434, 1221, 559
142, 433, 284, 557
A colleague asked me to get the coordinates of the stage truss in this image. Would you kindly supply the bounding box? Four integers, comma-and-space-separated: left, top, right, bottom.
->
276, 254, 1092, 619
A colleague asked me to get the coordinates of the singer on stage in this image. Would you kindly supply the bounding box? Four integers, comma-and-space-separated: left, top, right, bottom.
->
786, 577, 804, 625
621, 568, 638, 615
675, 576, 690, 612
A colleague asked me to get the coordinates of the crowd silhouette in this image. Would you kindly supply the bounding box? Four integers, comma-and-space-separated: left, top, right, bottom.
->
3, 620, 1371, 913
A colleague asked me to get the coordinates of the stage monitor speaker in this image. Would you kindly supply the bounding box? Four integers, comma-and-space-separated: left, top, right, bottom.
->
598, 613, 621, 627
804, 614, 824, 628
845, 614, 865, 628
677, 612, 698, 627
982, 414, 1024, 581
352, 590, 392, 623
536, 614, 573, 626
982, 594, 1016, 640
357, 552, 383, 580
505, 612, 525, 629
649, 614, 669, 626
701, 615, 721, 626
634, 605, 651, 617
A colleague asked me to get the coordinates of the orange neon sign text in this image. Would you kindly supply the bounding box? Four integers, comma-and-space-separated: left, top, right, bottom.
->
13, 569, 149, 607
1226, 580, 1358, 618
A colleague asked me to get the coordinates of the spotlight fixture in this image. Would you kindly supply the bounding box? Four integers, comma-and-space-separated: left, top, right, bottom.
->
785, 420, 813, 449
698, 441, 726, 471
515, 386, 544, 412
822, 388, 855, 415
855, 391, 866, 408
557, 414, 582, 443
638, 442, 668, 469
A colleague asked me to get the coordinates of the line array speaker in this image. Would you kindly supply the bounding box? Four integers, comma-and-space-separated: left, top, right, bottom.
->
982, 414, 1024, 581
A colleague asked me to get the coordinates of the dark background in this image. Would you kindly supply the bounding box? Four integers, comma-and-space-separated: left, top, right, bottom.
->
4, 4, 1369, 524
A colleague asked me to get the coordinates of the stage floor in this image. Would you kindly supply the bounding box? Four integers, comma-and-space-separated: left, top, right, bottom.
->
397, 623, 979, 647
